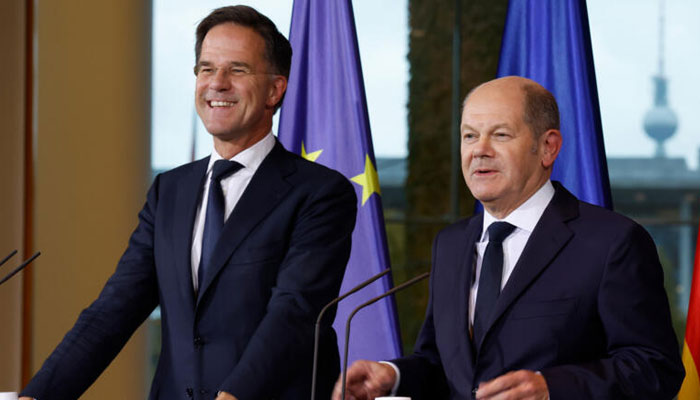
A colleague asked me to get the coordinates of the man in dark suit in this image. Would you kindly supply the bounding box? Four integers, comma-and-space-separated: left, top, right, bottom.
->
21, 6, 356, 400
334, 76, 684, 399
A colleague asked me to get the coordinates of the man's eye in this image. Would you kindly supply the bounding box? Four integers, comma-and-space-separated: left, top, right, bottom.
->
230, 68, 248, 75
462, 133, 477, 142
199, 67, 213, 74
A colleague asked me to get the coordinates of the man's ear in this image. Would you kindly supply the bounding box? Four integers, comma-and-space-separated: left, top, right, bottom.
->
541, 129, 562, 168
266, 76, 288, 108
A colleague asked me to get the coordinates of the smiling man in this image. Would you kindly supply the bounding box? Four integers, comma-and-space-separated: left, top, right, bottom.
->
21, 6, 356, 400
334, 76, 684, 400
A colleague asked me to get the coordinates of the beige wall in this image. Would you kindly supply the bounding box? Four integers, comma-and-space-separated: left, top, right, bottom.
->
28, 0, 153, 398
0, 0, 27, 392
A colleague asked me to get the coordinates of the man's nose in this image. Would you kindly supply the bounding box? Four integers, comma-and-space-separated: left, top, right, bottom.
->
209, 69, 231, 91
470, 136, 494, 158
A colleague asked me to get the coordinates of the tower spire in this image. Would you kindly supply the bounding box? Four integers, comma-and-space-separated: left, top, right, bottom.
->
643, 0, 677, 158
658, 0, 665, 77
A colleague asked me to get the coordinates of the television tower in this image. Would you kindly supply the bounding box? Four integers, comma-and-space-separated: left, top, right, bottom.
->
643, 0, 678, 158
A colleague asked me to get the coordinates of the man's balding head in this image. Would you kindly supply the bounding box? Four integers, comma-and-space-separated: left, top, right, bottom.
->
464, 76, 560, 139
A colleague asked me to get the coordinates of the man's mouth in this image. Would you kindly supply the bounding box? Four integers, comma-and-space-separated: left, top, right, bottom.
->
208, 100, 236, 107
473, 168, 497, 176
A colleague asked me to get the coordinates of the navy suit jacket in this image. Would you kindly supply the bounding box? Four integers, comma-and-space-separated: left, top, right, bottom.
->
393, 182, 684, 400
22, 141, 357, 400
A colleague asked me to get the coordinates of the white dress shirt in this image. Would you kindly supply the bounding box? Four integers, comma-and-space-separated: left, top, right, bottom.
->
190, 133, 275, 291
468, 180, 555, 326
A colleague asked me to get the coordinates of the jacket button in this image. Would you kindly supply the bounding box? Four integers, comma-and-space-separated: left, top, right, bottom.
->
194, 337, 203, 348
185, 387, 194, 397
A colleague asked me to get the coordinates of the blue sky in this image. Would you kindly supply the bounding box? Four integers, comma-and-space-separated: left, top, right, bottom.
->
588, 0, 700, 168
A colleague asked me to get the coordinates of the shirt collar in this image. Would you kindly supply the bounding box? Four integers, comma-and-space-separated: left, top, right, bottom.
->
481, 180, 555, 241
206, 132, 276, 174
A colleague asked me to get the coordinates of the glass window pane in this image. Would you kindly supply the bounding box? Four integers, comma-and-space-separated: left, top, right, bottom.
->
588, 0, 700, 342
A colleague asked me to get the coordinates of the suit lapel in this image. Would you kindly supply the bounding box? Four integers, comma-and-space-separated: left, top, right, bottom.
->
196, 142, 294, 305
479, 184, 579, 347
173, 158, 209, 311
454, 216, 482, 365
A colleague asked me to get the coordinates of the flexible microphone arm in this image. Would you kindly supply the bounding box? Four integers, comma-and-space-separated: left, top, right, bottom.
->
0, 249, 18, 267
341, 271, 430, 400
0, 251, 40, 286
310, 267, 392, 400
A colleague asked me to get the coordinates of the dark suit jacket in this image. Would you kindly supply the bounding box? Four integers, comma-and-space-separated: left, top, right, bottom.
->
22, 141, 357, 400
393, 182, 684, 400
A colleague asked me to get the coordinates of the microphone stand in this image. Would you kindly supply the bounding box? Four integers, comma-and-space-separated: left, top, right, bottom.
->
341, 271, 430, 400
310, 268, 391, 400
0, 251, 41, 286
0, 249, 18, 267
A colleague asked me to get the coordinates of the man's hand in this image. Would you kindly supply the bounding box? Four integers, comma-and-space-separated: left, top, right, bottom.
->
331, 360, 397, 400
475, 370, 548, 400
215, 391, 237, 400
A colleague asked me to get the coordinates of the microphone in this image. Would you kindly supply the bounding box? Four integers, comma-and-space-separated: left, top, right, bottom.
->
340, 271, 430, 400
0, 251, 40, 286
310, 267, 392, 400
0, 249, 18, 267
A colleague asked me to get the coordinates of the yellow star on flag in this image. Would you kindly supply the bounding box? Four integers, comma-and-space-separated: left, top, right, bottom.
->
301, 142, 323, 162
351, 154, 381, 206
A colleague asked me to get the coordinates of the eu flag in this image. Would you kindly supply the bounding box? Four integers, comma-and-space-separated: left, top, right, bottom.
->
278, 0, 402, 365
497, 0, 612, 208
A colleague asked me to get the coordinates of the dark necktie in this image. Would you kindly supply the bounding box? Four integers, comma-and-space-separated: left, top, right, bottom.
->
199, 159, 243, 287
473, 221, 516, 346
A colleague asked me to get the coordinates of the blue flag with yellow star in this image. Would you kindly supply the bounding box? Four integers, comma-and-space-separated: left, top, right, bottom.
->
497, 0, 612, 208
278, 0, 402, 365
